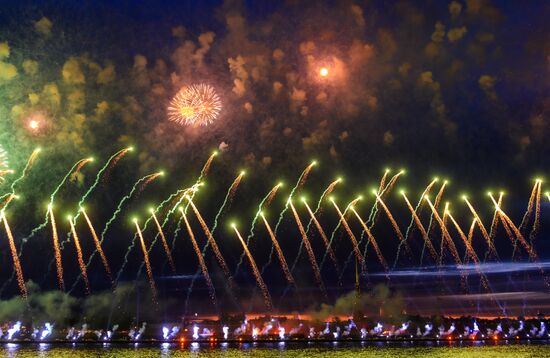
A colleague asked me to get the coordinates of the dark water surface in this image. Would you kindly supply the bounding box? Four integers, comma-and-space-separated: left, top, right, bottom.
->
1, 341, 550, 357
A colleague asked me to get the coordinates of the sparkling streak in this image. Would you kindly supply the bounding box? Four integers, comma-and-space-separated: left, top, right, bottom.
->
350, 207, 388, 271
529, 180, 542, 244
186, 197, 234, 285
0, 148, 41, 209
151, 211, 176, 273
330, 199, 365, 273
260, 213, 295, 285
68, 218, 91, 295
232, 225, 273, 311
210, 171, 245, 237
48, 206, 64, 291
134, 220, 158, 303
425, 198, 462, 265
81, 209, 112, 283
181, 210, 216, 304
0, 212, 27, 299
404, 178, 438, 242
289, 202, 326, 296
401, 192, 437, 262
463, 197, 499, 260
303, 200, 339, 271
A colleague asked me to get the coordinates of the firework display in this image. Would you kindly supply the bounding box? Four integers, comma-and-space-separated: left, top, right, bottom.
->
167, 84, 222, 126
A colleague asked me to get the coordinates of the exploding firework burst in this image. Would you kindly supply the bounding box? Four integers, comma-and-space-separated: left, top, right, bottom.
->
167, 84, 222, 126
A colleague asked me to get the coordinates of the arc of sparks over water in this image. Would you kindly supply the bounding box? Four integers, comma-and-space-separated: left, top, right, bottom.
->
134, 219, 158, 304
349, 207, 388, 272
233, 182, 283, 277
401, 191, 438, 262
68, 217, 91, 295
260, 213, 295, 285
367, 169, 404, 226
48, 205, 64, 291
484, 192, 503, 262
462, 196, 499, 260
320, 198, 357, 272
232, 224, 273, 312
209, 171, 246, 239
303, 199, 339, 271
80, 208, 112, 283
181, 209, 217, 305
259, 161, 316, 276
150, 210, 176, 273
513, 180, 540, 258
291, 178, 342, 275
289, 201, 327, 297
331, 198, 365, 275
421, 180, 448, 265
0, 211, 27, 299
186, 196, 235, 288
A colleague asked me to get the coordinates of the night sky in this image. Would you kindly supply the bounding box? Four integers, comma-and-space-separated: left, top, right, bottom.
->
0, 0, 549, 321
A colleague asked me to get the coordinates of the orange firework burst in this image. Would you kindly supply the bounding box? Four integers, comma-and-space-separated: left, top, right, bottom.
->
167, 84, 222, 126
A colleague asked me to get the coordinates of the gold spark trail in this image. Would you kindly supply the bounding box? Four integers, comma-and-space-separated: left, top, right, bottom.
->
1, 212, 27, 299
68, 219, 91, 295
233, 225, 273, 311
260, 214, 295, 285
303, 200, 339, 271
151, 211, 176, 273
187, 197, 234, 286
134, 221, 158, 303
289, 202, 326, 296
425, 198, 462, 265
464, 198, 499, 260
181, 210, 216, 304
48, 206, 64, 291
81, 209, 112, 283
402, 193, 437, 262
331, 199, 365, 274
350, 207, 388, 271
404, 179, 438, 241
529, 181, 542, 245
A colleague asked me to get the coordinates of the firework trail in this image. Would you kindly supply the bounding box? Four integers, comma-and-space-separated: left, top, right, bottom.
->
1, 212, 27, 299
210, 171, 245, 237
80, 209, 112, 283
89, 172, 162, 271
233, 183, 283, 277
0, 148, 41, 207
350, 207, 388, 271
151, 211, 175, 273
421, 181, 447, 265
319, 199, 356, 272
233, 225, 273, 311
425, 198, 462, 266
367, 170, 403, 226
373, 192, 410, 266
68, 218, 91, 295
258, 161, 316, 276
513, 181, 539, 258
529, 180, 542, 245
0, 194, 17, 209
0, 157, 94, 295
260, 213, 295, 285
134, 220, 157, 304
403, 178, 438, 242
48, 206, 64, 291
464, 218, 477, 263
366, 169, 390, 225
181, 210, 217, 306
290, 179, 341, 276
58, 148, 132, 253
18, 158, 93, 246
303, 200, 339, 271
331, 199, 365, 278
289, 202, 327, 297
489, 195, 539, 263
161, 152, 217, 269
483, 192, 502, 263
187, 197, 235, 288
401, 192, 437, 262
463, 197, 499, 260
